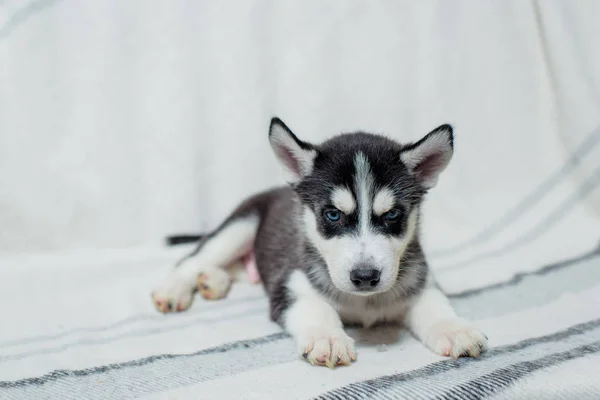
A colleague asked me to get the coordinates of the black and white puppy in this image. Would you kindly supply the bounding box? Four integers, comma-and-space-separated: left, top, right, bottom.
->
152, 118, 488, 368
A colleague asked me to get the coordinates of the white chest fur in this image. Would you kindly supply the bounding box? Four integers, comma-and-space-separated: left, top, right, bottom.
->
285, 270, 410, 330
336, 296, 410, 328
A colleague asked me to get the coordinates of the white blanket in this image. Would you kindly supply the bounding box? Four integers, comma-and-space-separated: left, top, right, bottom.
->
1, 0, 600, 398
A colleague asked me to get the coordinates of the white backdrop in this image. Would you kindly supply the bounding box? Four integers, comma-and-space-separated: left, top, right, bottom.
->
1, 0, 599, 255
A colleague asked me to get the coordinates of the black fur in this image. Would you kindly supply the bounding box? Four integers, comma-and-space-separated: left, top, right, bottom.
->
165, 235, 205, 246
258, 122, 442, 324
296, 132, 426, 241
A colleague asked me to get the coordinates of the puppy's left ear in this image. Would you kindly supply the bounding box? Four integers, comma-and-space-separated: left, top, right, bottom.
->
400, 124, 454, 189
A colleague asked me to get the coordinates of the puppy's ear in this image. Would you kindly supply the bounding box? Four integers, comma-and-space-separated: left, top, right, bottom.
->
400, 124, 454, 189
269, 117, 317, 182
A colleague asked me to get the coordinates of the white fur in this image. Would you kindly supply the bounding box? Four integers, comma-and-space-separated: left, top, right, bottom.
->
354, 153, 373, 234
269, 122, 317, 181
400, 128, 453, 189
179, 215, 258, 274
284, 270, 356, 367
302, 205, 419, 295
337, 295, 409, 328
331, 186, 356, 214
372, 187, 395, 215
197, 267, 232, 300
301, 259, 413, 328
404, 277, 488, 358
152, 215, 259, 312
301, 153, 420, 295
151, 271, 195, 312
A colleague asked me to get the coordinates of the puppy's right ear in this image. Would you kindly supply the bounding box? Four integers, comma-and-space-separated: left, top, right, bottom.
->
269, 117, 317, 182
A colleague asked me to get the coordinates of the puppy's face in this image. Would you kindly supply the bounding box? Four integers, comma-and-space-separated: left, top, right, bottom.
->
269, 118, 453, 295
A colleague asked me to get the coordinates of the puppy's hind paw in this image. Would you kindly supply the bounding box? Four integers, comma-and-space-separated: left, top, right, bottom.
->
151, 274, 195, 313
197, 268, 231, 300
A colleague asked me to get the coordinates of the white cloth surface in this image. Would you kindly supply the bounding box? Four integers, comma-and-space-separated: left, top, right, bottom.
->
1, 0, 600, 399
1, 0, 599, 253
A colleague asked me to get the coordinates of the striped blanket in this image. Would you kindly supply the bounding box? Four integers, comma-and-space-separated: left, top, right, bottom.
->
2, 0, 600, 398
2, 129, 600, 399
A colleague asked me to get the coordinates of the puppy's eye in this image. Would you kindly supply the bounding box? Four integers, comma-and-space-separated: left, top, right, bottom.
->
383, 209, 401, 222
324, 209, 342, 222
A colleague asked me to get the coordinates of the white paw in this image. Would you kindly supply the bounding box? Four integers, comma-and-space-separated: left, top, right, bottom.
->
298, 328, 356, 368
425, 319, 488, 358
151, 272, 196, 313
196, 268, 231, 300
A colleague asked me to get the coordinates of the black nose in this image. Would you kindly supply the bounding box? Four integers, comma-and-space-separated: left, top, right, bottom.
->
350, 268, 381, 289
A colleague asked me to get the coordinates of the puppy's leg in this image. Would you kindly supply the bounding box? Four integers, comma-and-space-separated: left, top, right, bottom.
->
405, 279, 488, 358
283, 271, 356, 368
152, 215, 259, 313
242, 251, 261, 284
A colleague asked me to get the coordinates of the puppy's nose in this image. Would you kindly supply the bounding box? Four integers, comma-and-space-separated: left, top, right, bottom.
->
350, 268, 381, 289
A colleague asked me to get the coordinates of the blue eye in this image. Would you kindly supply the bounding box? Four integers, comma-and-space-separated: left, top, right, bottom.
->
325, 209, 342, 222
384, 209, 401, 221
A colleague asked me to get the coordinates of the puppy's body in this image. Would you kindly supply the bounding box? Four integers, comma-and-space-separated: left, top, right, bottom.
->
152, 118, 488, 367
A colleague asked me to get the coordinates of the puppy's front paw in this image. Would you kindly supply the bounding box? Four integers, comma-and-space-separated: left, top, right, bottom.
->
298, 328, 356, 368
425, 319, 488, 358
151, 274, 195, 313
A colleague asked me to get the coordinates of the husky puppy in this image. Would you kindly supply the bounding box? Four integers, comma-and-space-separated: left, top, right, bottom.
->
152, 118, 488, 368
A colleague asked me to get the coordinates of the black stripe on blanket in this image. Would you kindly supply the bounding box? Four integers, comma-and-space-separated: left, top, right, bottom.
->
442, 163, 600, 271
0, 306, 269, 362
4, 243, 595, 354
313, 319, 600, 400
0, 333, 288, 389
436, 341, 600, 400
431, 125, 600, 257
0, 295, 266, 350
3, 317, 600, 397
450, 242, 600, 299
1, 248, 598, 391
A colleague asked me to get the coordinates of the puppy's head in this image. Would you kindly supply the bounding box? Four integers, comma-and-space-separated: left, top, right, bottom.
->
269, 118, 453, 295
